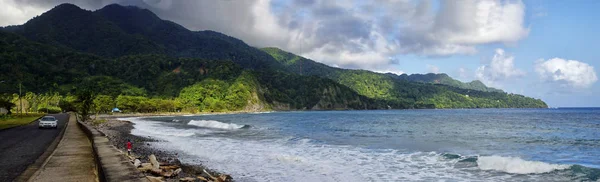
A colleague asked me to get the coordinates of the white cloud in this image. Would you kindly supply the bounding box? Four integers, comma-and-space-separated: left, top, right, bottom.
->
395, 0, 529, 56
0, 0, 47, 26
427, 64, 440, 73
476, 49, 525, 87
535, 58, 598, 88
433, 0, 529, 44
372, 68, 404, 75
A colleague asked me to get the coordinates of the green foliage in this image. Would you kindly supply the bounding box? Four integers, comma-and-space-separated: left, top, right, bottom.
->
7, 3, 281, 70
75, 78, 100, 121
115, 95, 178, 113
115, 95, 144, 112
59, 94, 77, 112
396, 73, 503, 93
178, 71, 259, 112
94, 95, 114, 113
0, 94, 16, 114
37, 106, 62, 114
261, 47, 548, 109
0, 113, 45, 130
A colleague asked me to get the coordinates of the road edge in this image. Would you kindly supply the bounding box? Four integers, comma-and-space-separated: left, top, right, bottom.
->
0, 115, 44, 131
14, 113, 69, 182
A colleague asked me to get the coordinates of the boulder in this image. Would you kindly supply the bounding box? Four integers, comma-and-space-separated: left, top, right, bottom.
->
197, 176, 208, 181
150, 168, 163, 176
160, 170, 174, 177
179, 177, 196, 182
219, 174, 232, 181
159, 165, 180, 170
138, 163, 153, 172
146, 176, 164, 182
149, 154, 160, 169
173, 168, 182, 176
133, 159, 141, 168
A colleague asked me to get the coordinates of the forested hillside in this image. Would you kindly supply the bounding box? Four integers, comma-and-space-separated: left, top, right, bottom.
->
261, 47, 547, 108
394, 73, 503, 92
6, 3, 281, 70
0, 3, 547, 113
0, 31, 382, 112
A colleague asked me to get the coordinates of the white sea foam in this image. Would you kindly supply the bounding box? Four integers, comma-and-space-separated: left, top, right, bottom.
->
122, 117, 198, 137
250, 111, 274, 114
477, 155, 571, 174
188, 120, 246, 130
130, 131, 478, 181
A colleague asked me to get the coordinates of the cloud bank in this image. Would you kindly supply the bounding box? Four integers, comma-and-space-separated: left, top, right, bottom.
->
0, 0, 530, 73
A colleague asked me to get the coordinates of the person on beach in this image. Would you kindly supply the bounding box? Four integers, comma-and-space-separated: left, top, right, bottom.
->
127, 139, 132, 155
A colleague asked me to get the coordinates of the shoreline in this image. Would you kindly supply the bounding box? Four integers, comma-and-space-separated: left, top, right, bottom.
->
91, 116, 232, 181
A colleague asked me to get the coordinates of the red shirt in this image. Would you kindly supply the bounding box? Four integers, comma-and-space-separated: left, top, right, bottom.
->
127, 142, 132, 149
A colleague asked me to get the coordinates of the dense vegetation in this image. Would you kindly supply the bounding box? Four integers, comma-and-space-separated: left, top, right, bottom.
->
7, 3, 281, 70
261, 47, 547, 108
0, 31, 381, 114
0, 3, 547, 117
394, 73, 503, 92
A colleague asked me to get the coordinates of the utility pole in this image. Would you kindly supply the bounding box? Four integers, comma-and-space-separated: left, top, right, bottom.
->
19, 82, 23, 115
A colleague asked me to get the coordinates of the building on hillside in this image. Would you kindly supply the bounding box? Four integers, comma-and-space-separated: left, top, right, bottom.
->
0, 107, 7, 114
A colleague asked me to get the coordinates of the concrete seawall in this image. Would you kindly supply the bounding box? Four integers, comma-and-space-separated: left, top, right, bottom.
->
77, 119, 148, 182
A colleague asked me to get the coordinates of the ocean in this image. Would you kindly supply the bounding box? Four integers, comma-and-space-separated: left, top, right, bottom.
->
123, 108, 600, 181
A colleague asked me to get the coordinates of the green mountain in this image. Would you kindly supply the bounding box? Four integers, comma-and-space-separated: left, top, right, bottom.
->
0, 3, 547, 111
6, 3, 281, 70
261, 47, 547, 108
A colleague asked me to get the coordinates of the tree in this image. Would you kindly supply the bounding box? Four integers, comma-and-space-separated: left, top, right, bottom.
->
75, 78, 99, 122
0, 94, 16, 115
94, 95, 114, 114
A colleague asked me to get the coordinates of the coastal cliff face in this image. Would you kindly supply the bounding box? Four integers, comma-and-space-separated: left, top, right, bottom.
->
0, 3, 548, 112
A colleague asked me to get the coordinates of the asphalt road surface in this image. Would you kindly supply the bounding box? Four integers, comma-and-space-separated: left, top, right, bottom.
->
0, 113, 68, 181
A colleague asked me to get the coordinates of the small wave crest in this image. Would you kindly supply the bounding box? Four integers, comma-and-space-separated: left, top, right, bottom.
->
124, 117, 196, 137
188, 120, 249, 130
477, 155, 571, 174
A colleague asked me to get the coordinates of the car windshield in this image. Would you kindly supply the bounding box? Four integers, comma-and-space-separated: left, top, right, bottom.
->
41, 117, 55, 121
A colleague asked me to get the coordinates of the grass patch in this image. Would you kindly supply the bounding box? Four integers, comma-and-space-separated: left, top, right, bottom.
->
0, 114, 45, 130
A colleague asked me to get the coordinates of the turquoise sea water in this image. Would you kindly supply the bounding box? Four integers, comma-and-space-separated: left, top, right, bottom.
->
125, 108, 600, 181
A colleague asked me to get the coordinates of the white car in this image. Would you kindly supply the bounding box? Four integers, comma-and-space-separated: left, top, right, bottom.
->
39, 116, 58, 129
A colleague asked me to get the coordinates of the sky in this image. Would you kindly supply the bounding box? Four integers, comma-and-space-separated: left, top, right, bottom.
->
0, 0, 598, 107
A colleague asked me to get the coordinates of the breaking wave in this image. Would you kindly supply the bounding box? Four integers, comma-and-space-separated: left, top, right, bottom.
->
477, 155, 571, 174
188, 120, 249, 130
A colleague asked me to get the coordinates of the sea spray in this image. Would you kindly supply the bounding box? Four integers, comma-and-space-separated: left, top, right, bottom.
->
477, 156, 571, 174
188, 120, 248, 130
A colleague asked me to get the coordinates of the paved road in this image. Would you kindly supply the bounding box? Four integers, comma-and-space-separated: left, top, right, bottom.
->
0, 113, 68, 182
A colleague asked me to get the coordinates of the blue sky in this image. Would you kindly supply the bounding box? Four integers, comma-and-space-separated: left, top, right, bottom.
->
0, 0, 597, 107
